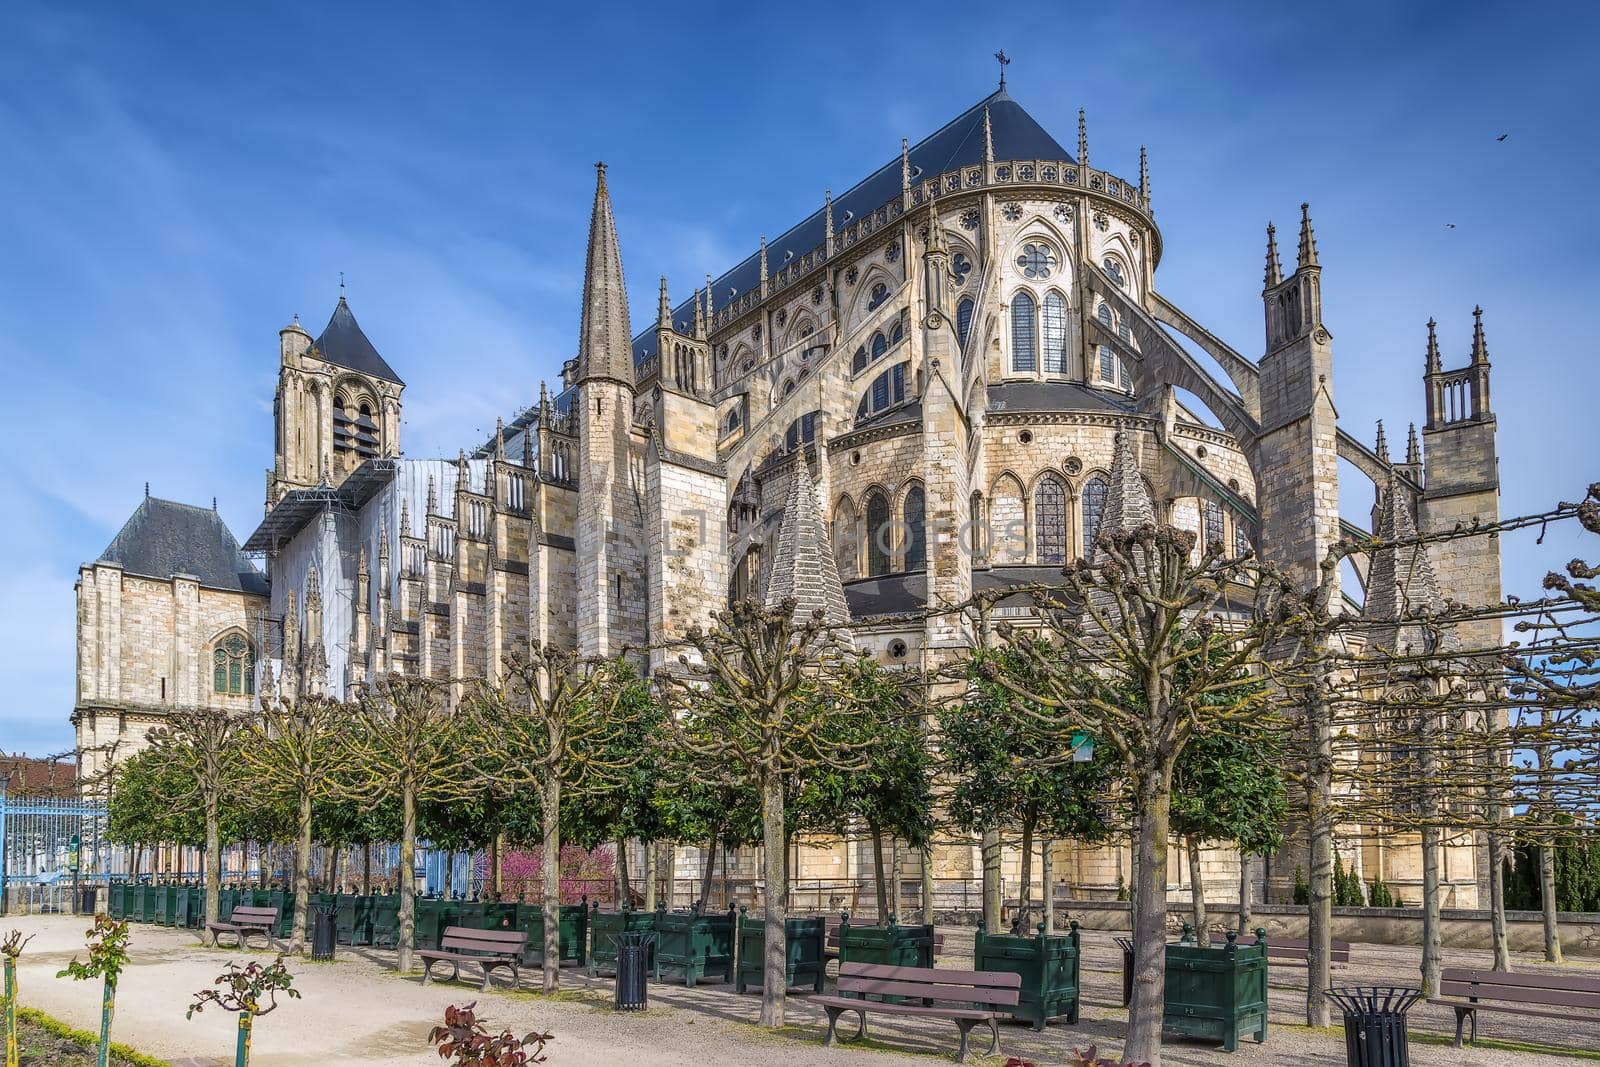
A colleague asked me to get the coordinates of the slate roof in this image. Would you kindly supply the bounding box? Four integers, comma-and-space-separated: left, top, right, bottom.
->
96, 496, 268, 595
314, 296, 403, 385
986, 381, 1138, 416
764, 457, 852, 632
633, 88, 1074, 364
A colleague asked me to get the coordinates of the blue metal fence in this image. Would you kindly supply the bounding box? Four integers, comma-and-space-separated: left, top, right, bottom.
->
0, 788, 111, 914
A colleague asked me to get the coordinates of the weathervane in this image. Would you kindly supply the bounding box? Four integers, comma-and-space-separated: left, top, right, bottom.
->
995, 50, 1010, 90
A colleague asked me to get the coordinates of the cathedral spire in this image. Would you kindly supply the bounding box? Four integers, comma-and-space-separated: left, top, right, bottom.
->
1077, 108, 1089, 168
704, 273, 713, 328
1139, 145, 1150, 207
400, 495, 411, 537
1296, 201, 1319, 270
692, 286, 704, 338
1093, 428, 1156, 558
576, 162, 633, 385
1425, 317, 1441, 375
763, 456, 852, 637
494, 417, 506, 461
1374, 419, 1389, 464
426, 475, 437, 514
758, 235, 768, 295
902, 137, 914, 192
657, 275, 671, 329
1406, 422, 1421, 466
824, 190, 834, 252
1264, 222, 1283, 288
1470, 305, 1490, 364
982, 109, 994, 166
1364, 463, 1453, 653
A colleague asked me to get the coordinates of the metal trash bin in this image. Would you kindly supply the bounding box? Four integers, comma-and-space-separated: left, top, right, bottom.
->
80, 887, 99, 916
312, 906, 337, 961
1327, 986, 1422, 1067
1115, 936, 1134, 1007
613, 932, 654, 1011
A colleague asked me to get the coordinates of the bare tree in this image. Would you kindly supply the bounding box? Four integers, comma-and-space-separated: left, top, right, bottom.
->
145, 707, 245, 928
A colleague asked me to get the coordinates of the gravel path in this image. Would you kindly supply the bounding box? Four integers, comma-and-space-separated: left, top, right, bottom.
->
5, 914, 1597, 1066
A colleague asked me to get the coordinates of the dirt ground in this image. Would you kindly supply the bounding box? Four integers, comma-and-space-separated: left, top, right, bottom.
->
5, 914, 1598, 1066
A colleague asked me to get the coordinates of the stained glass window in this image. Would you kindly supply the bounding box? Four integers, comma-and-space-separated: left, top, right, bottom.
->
953, 252, 973, 285
903, 486, 926, 571
1097, 304, 1116, 383
1011, 291, 1037, 372
956, 298, 975, 350
213, 634, 254, 696
1043, 291, 1068, 373
1035, 474, 1068, 564
866, 492, 891, 576
1103, 256, 1126, 287
853, 345, 868, 373
871, 332, 888, 361
1017, 243, 1056, 279
1204, 501, 1225, 549
1234, 523, 1252, 557
890, 320, 903, 345
867, 282, 890, 311
1081, 475, 1109, 556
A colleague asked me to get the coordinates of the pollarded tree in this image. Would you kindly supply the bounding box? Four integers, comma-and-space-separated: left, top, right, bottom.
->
467, 647, 637, 992
145, 706, 247, 927
342, 674, 480, 975
979, 526, 1289, 1066
655, 599, 869, 1029
941, 639, 1117, 932
237, 695, 343, 953
795, 655, 935, 921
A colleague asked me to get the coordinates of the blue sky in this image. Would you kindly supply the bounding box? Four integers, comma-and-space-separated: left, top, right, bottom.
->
2, 1, 1595, 755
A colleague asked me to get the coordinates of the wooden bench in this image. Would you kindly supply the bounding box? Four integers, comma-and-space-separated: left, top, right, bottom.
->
418, 926, 528, 991
810, 962, 1021, 1063
206, 905, 279, 949
1434, 968, 1600, 1047
1245, 934, 1350, 967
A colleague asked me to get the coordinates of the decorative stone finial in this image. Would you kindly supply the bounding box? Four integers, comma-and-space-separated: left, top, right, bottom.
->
901, 137, 913, 191
1374, 420, 1389, 464
1264, 223, 1282, 288
426, 475, 437, 514
1406, 422, 1421, 467
758, 236, 768, 292
1139, 145, 1150, 206
1077, 108, 1088, 167
1425, 318, 1441, 375
1297, 202, 1319, 269
982, 109, 994, 166
495, 417, 505, 460
1470, 305, 1489, 364
657, 275, 671, 328
824, 190, 834, 251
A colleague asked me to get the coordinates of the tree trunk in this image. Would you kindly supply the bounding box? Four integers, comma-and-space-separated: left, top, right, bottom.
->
1487, 830, 1511, 971
1124, 763, 1172, 1067
204, 791, 221, 928
541, 775, 562, 992
615, 838, 630, 907
1304, 679, 1335, 1028
759, 773, 787, 1028
871, 827, 888, 920
698, 836, 717, 911
665, 842, 677, 911
1018, 815, 1036, 930
921, 845, 935, 924
1187, 836, 1208, 940
643, 839, 658, 913
890, 838, 903, 924
1042, 838, 1055, 935
1539, 841, 1563, 962
981, 829, 1002, 932
362, 843, 372, 896
397, 783, 417, 974
1421, 825, 1442, 995
291, 789, 312, 953
1238, 853, 1253, 935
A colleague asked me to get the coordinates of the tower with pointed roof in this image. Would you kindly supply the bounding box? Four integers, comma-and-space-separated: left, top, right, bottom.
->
268, 294, 405, 510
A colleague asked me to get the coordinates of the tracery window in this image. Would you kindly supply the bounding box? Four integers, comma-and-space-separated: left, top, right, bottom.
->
1081, 475, 1109, 555
1102, 256, 1126, 287
1203, 501, 1225, 549
855, 363, 908, 422
952, 252, 973, 285
1017, 242, 1056, 279
956, 297, 975, 350
1034, 474, 1068, 564
902, 485, 926, 572
1011, 291, 1037, 372
867, 282, 890, 312
212, 634, 254, 696
1043, 291, 1068, 374
865, 491, 892, 577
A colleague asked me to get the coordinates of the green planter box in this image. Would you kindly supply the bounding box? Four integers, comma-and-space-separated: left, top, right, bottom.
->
973, 921, 1082, 1030
653, 905, 735, 987
735, 909, 825, 994
153, 885, 177, 927
479, 901, 518, 932
588, 906, 657, 976
1163, 927, 1268, 1052
413, 898, 457, 952
267, 892, 295, 939
837, 914, 936, 969
335, 894, 372, 945
107, 883, 126, 921
454, 901, 485, 931
370, 895, 400, 948
219, 888, 239, 922
512, 903, 589, 968
137, 884, 157, 923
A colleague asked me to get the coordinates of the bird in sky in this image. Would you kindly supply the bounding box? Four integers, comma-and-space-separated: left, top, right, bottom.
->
1446, 223, 1457, 229
1497, 133, 1509, 142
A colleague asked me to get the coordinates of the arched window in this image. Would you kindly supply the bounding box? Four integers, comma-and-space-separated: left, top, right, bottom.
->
889, 319, 904, 346
871, 332, 888, 361
1097, 304, 1116, 384
902, 485, 926, 572
781, 379, 796, 398
1034, 474, 1068, 564
1102, 256, 1126, 288
855, 363, 908, 422
1043, 291, 1068, 374
853, 345, 869, 373
1234, 523, 1252, 558
865, 491, 891, 576
952, 252, 973, 286
731, 546, 761, 604
784, 411, 818, 452
834, 497, 860, 581
867, 282, 890, 311
212, 634, 254, 696
1203, 501, 1225, 550
956, 297, 975, 350
1081, 475, 1109, 556
1011, 291, 1037, 372
723, 407, 742, 434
